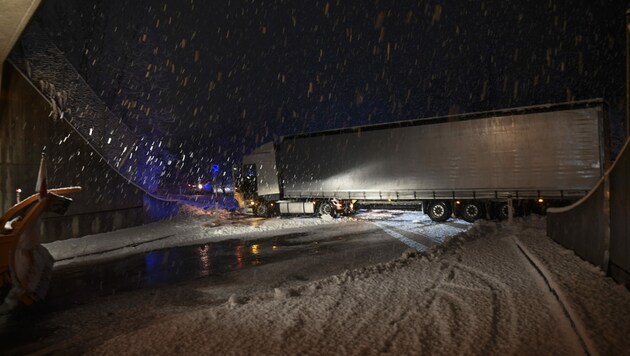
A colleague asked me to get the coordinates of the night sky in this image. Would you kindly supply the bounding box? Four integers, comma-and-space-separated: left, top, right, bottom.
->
27, 0, 627, 181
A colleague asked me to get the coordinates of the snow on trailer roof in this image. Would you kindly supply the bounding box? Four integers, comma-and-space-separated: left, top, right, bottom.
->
280, 98, 607, 141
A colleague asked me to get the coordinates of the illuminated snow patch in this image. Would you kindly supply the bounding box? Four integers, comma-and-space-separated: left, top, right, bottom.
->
356, 209, 472, 243
206, 216, 343, 236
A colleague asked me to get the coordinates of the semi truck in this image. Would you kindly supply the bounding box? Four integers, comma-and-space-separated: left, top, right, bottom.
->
234, 99, 610, 222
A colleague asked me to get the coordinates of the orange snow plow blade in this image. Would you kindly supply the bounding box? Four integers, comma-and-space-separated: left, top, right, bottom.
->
0, 186, 81, 304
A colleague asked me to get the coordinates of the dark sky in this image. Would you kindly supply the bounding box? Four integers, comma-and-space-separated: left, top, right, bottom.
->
29, 0, 626, 179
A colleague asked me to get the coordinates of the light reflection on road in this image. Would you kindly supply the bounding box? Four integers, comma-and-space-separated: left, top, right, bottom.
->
141, 240, 275, 286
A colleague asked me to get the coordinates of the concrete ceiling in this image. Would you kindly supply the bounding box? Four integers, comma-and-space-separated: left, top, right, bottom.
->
0, 0, 42, 65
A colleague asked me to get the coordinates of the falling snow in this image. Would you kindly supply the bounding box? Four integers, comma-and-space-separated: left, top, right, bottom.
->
13, 0, 626, 183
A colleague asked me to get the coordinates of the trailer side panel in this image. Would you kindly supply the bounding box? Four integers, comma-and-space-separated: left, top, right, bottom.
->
277, 107, 604, 200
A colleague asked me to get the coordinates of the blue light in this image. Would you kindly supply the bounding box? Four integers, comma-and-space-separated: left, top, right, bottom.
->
211, 164, 220, 175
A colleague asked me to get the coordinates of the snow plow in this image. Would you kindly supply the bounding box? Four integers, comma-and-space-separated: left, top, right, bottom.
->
0, 154, 80, 310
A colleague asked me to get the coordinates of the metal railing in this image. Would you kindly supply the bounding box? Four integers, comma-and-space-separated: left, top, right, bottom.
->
547, 137, 630, 285
8, 21, 160, 192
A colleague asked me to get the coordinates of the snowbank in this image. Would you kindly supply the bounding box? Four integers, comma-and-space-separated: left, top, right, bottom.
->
91, 217, 630, 355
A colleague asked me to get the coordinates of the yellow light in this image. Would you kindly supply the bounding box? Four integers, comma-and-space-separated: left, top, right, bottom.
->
538, 198, 544, 203
251, 244, 261, 255
456, 200, 461, 205
250, 201, 255, 206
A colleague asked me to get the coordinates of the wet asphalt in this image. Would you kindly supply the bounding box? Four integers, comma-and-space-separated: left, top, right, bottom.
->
45, 231, 350, 308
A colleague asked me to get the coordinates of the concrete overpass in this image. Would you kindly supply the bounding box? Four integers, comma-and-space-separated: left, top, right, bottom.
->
0, 0, 42, 85
1, 1, 178, 242
0, 1, 628, 282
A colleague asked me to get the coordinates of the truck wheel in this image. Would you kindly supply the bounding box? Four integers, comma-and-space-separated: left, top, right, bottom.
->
428, 201, 451, 222
496, 203, 509, 220
318, 202, 334, 217
255, 203, 270, 217
461, 201, 483, 223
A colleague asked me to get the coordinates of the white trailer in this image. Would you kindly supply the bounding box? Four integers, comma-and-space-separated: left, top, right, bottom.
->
235, 100, 610, 222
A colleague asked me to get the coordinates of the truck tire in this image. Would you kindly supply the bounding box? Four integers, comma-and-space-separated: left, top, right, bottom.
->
496, 203, 509, 220
255, 203, 270, 217
428, 201, 451, 222
461, 201, 483, 222
318, 201, 334, 217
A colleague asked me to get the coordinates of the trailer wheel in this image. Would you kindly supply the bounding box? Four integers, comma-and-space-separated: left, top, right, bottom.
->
428, 201, 451, 222
496, 203, 510, 220
318, 201, 334, 217
461, 201, 483, 222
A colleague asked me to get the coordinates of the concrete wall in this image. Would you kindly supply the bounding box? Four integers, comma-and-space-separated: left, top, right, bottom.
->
0, 0, 43, 79
609, 137, 630, 284
546, 179, 609, 268
547, 138, 630, 286
1, 62, 177, 243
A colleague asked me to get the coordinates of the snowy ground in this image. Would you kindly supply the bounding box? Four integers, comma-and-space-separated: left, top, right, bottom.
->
43, 206, 470, 268
44, 205, 347, 267
36, 206, 630, 355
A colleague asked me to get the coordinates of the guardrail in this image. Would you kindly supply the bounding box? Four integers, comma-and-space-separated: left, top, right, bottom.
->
547, 138, 630, 285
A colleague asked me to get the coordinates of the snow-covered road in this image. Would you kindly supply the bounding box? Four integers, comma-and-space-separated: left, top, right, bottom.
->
89, 216, 630, 356
3, 209, 630, 355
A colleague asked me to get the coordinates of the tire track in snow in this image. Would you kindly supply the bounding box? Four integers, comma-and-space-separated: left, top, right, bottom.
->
448, 261, 519, 355
466, 267, 513, 355
430, 288, 476, 354
512, 235, 597, 356
443, 221, 471, 230
371, 218, 466, 250
415, 258, 518, 355
371, 222, 428, 251
379, 222, 440, 247
371, 219, 520, 354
